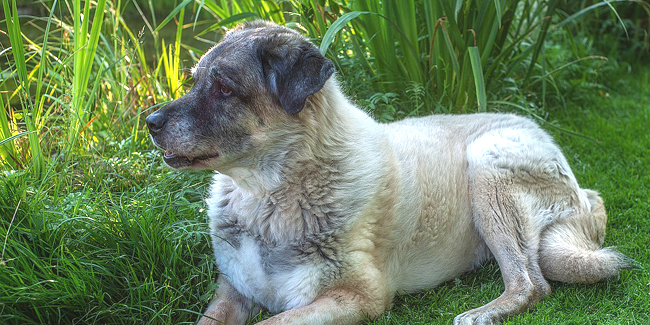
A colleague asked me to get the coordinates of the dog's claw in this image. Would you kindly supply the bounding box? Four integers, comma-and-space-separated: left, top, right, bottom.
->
454, 309, 498, 325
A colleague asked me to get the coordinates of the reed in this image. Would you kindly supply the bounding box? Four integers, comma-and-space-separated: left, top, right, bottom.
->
1, 0, 46, 176
321, 0, 560, 112
0, 0, 189, 174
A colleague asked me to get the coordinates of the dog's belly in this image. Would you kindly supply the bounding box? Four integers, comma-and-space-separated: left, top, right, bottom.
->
392, 223, 491, 293
385, 185, 491, 293
211, 234, 326, 313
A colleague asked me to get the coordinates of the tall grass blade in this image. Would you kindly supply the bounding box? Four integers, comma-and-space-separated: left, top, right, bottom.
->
0, 94, 18, 169
0, 131, 35, 147
493, 0, 503, 26
468, 47, 487, 112
193, 0, 207, 29
524, 0, 559, 83
454, 0, 463, 20
319, 11, 370, 55
528, 56, 608, 87
67, 0, 107, 154
33, 0, 58, 129
555, 0, 643, 29
439, 22, 461, 76
197, 12, 260, 37
1, 0, 45, 176
154, 0, 193, 32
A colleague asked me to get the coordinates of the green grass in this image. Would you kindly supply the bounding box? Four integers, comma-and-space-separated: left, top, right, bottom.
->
1, 63, 649, 324
0, 152, 217, 324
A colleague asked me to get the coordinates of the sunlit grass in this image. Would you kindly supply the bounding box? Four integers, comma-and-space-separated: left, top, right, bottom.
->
1, 0, 45, 176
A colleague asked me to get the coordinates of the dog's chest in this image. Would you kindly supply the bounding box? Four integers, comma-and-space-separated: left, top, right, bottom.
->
211, 233, 328, 313
206, 178, 340, 313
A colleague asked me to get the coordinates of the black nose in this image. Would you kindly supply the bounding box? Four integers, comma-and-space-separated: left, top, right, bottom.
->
146, 111, 166, 135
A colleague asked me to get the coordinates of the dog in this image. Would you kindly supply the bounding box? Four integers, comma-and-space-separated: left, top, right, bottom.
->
145, 21, 631, 325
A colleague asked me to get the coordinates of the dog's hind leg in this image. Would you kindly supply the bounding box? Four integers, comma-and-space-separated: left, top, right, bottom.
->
539, 189, 632, 284
454, 175, 551, 325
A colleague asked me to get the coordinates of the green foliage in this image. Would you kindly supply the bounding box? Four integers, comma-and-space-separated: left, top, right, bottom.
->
558, 0, 650, 62
3, 0, 648, 173
0, 0, 197, 174
1, 0, 45, 176
316, 0, 562, 113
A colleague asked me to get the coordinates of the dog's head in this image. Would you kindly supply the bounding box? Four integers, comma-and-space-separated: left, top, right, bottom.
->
146, 21, 335, 170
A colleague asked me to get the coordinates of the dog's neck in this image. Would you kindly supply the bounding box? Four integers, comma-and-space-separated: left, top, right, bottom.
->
221, 80, 382, 229
215, 79, 391, 242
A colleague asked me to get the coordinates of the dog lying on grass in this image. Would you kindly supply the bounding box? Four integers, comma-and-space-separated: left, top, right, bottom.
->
146, 21, 631, 325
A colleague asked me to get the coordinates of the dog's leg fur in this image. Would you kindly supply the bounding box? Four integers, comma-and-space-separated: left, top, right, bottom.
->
457, 128, 566, 324
454, 177, 551, 325
254, 288, 378, 325
198, 277, 260, 325
456, 126, 632, 324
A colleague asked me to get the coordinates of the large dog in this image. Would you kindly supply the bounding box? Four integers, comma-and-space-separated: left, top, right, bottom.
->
146, 21, 631, 325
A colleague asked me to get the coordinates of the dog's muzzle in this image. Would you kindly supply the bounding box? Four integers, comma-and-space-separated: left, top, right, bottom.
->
145, 111, 219, 169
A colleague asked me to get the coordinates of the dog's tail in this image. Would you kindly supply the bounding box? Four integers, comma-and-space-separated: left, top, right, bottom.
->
538, 189, 634, 284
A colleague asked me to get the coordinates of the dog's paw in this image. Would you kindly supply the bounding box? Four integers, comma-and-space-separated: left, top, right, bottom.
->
196, 316, 221, 325
453, 308, 499, 325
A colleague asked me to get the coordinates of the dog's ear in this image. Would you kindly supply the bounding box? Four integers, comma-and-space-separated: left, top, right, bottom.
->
261, 42, 335, 115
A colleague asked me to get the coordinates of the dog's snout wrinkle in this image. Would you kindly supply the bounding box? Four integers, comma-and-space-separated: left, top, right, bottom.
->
146, 111, 166, 135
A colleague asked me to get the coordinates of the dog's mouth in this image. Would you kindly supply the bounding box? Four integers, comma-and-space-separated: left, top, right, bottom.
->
162, 150, 219, 169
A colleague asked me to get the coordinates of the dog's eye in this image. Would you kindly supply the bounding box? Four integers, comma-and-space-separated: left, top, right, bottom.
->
220, 86, 232, 97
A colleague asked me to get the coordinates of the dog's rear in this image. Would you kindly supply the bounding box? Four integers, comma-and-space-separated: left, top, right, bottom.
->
452, 117, 632, 324
539, 189, 632, 284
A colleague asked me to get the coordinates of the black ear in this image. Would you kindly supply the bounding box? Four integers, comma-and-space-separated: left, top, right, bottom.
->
261, 42, 335, 115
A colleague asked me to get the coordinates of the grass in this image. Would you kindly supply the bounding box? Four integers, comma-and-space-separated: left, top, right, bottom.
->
0, 153, 216, 324
1, 62, 649, 325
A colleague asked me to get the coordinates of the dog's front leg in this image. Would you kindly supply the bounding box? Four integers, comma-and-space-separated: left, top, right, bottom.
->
255, 288, 383, 325
198, 277, 259, 325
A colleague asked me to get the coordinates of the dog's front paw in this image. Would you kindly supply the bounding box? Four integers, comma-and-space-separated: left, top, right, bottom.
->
197, 315, 223, 325
453, 308, 499, 325
197, 300, 230, 325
